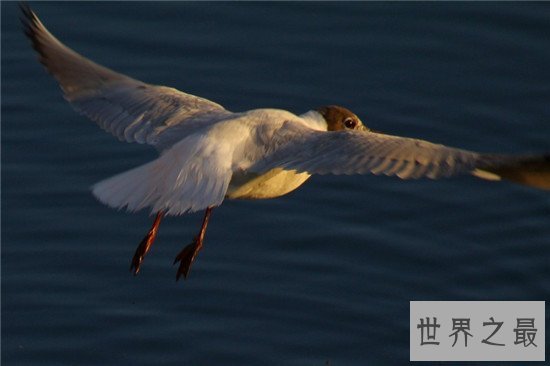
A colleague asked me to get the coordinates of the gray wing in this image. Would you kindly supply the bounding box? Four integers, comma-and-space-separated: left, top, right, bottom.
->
21, 4, 229, 148
250, 121, 550, 189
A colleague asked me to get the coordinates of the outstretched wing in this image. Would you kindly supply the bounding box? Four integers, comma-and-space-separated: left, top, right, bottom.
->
250, 121, 550, 190
21, 4, 229, 148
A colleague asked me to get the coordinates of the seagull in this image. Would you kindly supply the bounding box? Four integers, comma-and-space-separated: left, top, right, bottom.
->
21, 4, 550, 281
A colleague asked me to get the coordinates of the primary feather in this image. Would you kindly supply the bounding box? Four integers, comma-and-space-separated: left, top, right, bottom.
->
21, 3, 229, 150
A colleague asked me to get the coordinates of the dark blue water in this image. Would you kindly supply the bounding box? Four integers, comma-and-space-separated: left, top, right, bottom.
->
2, 2, 550, 365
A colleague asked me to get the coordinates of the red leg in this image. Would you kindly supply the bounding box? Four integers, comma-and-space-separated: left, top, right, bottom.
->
130, 211, 164, 275
173, 207, 214, 281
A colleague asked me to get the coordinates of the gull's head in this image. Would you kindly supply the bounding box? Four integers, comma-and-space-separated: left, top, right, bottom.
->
317, 105, 368, 132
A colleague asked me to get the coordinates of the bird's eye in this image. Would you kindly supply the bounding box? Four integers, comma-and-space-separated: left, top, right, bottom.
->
343, 117, 357, 129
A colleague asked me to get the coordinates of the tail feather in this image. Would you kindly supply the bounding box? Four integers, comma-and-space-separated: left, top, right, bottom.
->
91, 135, 233, 215
92, 161, 159, 213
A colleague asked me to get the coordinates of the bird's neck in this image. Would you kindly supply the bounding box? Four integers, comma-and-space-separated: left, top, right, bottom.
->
299, 110, 328, 131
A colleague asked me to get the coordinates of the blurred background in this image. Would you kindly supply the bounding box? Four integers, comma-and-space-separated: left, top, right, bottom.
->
2, 2, 549, 365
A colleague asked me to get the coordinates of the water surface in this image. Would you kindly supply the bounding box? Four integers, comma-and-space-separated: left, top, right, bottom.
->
2, 2, 550, 365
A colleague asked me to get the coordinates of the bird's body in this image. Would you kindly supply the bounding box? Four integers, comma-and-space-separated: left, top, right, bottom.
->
92, 108, 321, 213
21, 4, 550, 280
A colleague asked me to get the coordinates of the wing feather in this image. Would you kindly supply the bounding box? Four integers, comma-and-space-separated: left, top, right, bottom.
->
21, 4, 229, 149
250, 121, 550, 189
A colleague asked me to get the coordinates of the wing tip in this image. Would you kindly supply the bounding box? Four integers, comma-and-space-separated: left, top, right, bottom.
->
19, 2, 35, 21
19, 2, 52, 68
19, 2, 39, 38
476, 153, 550, 190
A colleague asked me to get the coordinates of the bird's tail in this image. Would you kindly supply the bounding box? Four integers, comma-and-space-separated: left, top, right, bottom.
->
91, 136, 231, 215
472, 154, 550, 190
92, 160, 159, 213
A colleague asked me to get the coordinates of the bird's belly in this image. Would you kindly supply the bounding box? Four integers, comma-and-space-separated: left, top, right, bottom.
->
226, 168, 311, 199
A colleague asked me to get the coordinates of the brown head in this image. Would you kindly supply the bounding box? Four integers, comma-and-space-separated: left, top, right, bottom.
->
317, 105, 368, 131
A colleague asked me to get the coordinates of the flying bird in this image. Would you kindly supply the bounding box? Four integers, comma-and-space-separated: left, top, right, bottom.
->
21, 4, 550, 281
